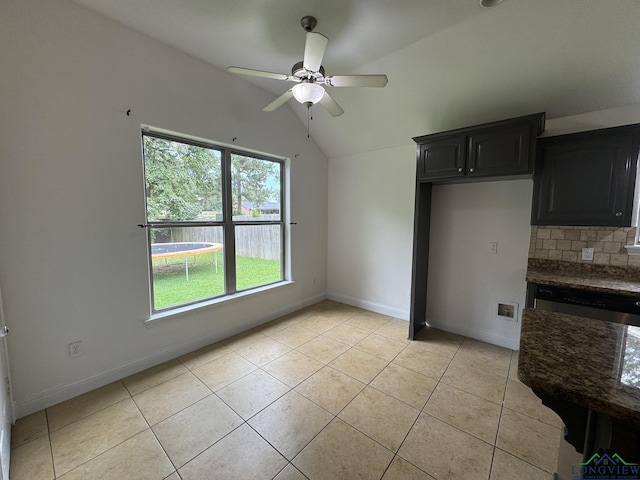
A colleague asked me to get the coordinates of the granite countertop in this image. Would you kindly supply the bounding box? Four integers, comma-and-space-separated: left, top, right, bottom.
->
519, 308, 640, 427
526, 259, 640, 296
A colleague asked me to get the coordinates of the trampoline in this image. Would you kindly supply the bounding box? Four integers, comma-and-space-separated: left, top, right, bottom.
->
151, 242, 223, 280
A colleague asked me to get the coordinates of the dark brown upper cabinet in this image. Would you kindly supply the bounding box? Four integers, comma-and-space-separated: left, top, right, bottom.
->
414, 113, 545, 183
531, 124, 640, 227
409, 113, 545, 340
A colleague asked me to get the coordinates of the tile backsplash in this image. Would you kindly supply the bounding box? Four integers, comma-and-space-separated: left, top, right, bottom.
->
529, 226, 640, 267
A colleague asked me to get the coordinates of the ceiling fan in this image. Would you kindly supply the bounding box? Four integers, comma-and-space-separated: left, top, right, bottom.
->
227, 16, 388, 117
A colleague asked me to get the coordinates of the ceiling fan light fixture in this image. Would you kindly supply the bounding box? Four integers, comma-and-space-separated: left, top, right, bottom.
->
292, 82, 325, 105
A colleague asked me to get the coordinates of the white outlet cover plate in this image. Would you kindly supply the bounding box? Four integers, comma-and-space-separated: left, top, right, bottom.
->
582, 248, 595, 261
69, 341, 82, 358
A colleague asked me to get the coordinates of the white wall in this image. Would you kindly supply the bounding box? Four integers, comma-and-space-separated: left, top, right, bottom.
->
426, 181, 533, 349
327, 105, 640, 351
327, 146, 416, 318
541, 105, 640, 138
326, 146, 532, 349
0, 0, 328, 418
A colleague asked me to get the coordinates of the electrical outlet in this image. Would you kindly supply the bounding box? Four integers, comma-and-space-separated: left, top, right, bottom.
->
69, 341, 82, 358
582, 248, 594, 261
489, 242, 498, 254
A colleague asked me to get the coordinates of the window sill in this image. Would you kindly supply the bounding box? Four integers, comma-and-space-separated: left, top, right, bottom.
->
145, 280, 295, 327
625, 245, 640, 256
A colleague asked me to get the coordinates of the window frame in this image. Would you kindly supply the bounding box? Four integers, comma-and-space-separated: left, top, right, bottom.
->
141, 128, 287, 315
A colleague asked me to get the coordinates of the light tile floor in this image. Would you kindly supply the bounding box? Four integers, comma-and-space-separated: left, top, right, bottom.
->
10, 300, 561, 480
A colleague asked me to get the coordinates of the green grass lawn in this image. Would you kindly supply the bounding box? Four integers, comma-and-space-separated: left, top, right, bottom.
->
152, 253, 281, 310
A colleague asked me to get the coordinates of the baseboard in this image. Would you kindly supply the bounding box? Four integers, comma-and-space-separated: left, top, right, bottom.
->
326, 292, 409, 321
325, 293, 518, 349
426, 320, 520, 350
14, 293, 327, 419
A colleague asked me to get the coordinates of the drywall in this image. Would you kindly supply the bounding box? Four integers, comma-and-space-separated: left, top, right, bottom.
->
542, 105, 640, 138
0, 0, 328, 417
327, 146, 416, 318
426, 180, 533, 349
327, 105, 640, 351
326, 146, 532, 350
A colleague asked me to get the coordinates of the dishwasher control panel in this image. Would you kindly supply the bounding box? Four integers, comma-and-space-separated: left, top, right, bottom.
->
533, 284, 640, 326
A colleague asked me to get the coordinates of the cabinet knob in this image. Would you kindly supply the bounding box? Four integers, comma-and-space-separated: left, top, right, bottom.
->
615, 212, 623, 217
458, 167, 463, 173
469, 168, 475, 173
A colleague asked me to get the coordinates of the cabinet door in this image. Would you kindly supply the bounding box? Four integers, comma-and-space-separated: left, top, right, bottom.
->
468, 124, 532, 177
532, 130, 639, 226
417, 136, 466, 181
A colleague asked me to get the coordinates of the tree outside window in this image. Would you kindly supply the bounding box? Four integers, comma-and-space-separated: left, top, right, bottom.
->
142, 132, 284, 312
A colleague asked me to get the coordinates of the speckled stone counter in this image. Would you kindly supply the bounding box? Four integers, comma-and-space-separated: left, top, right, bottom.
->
526, 259, 640, 296
519, 308, 640, 427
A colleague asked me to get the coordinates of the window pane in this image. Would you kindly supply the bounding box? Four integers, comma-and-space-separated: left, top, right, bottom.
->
150, 226, 225, 310
231, 154, 281, 221
144, 136, 223, 222
235, 225, 282, 291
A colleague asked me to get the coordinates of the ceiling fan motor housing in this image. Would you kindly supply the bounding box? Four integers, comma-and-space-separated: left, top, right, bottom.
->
291, 61, 325, 78
300, 16, 317, 32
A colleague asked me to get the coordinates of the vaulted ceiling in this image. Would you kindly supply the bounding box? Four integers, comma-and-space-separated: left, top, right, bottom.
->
72, 0, 640, 158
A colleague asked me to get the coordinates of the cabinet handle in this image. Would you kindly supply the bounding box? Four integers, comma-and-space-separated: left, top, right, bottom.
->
615, 212, 623, 217
469, 168, 475, 173
458, 167, 463, 173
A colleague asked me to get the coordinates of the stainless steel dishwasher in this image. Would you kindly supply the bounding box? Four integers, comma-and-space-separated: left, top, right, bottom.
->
530, 283, 640, 479
532, 284, 640, 326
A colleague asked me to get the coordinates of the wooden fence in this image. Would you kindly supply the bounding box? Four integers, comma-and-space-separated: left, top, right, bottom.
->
167, 218, 281, 260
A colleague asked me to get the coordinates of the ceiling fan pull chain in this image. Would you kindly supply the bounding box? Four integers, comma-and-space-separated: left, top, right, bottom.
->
307, 104, 311, 138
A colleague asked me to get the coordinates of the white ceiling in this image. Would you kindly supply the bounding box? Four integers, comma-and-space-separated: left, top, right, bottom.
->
72, 0, 640, 159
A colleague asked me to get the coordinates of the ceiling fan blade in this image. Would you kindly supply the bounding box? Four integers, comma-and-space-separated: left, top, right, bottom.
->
227, 66, 297, 82
263, 90, 294, 112
303, 32, 328, 72
318, 91, 344, 117
326, 75, 389, 88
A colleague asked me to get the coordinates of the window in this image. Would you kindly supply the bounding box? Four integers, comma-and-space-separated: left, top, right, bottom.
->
142, 129, 285, 313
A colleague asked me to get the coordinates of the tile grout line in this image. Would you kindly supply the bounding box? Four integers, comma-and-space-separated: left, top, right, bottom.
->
50, 424, 152, 478
233, 319, 363, 479
170, 419, 248, 475
485, 349, 515, 480
46, 380, 132, 433
48, 390, 149, 478
127, 388, 182, 476
44, 408, 58, 479
389, 341, 458, 480
393, 336, 509, 480
248, 318, 400, 479
358, 333, 465, 479
15, 304, 556, 480
128, 370, 219, 477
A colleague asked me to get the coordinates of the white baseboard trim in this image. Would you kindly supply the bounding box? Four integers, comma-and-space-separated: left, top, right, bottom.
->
425, 320, 520, 351
14, 293, 327, 419
327, 292, 409, 321
325, 295, 519, 350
